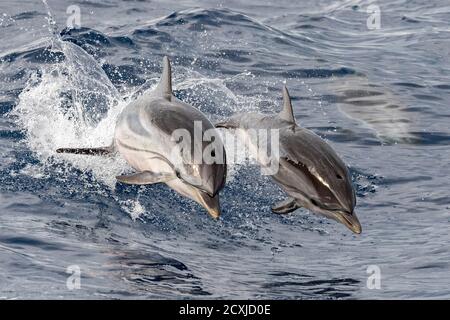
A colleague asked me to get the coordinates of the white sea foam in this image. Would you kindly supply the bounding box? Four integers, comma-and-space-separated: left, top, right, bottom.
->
12, 39, 130, 188
120, 198, 146, 221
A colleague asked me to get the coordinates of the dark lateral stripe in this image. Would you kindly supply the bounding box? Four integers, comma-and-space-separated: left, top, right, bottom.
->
116, 140, 177, 172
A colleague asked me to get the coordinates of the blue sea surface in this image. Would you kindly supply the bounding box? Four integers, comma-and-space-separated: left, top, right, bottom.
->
0, 0, 449, 299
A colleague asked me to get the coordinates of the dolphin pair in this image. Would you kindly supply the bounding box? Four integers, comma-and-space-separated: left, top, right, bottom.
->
57, 56, 226, 218
57, 56, 360, 234
216, 87, 361, 234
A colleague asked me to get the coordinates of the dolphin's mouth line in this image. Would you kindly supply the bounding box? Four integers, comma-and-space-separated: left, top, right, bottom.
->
309, 197, 349, 214
341, 213, 354, 224
310, 197, 361, 233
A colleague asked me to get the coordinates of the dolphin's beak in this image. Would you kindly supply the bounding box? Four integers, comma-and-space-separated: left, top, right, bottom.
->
178, 173, 218, 197
336, 211, 362, 234
205, 205, 220, 219
197, 191, 221, 219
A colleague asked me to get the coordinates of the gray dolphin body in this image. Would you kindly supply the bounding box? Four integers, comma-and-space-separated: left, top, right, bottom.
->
217, 86, 361, 233
57, 57, 227, 218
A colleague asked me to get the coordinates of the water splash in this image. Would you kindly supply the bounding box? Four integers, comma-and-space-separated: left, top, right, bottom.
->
41, 0, 59, 39
12, 2, 128, 187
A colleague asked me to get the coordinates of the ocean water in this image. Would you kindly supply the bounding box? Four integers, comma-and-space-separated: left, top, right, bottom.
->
0, 0, 449, 299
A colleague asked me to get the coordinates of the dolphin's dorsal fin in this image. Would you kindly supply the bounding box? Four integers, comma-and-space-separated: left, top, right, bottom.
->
279, 86, 296, 123
155, 56, 172, 100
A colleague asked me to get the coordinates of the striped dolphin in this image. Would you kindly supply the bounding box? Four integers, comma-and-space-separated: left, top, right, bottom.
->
57, 56, 227, 218
216, 86, 361, 233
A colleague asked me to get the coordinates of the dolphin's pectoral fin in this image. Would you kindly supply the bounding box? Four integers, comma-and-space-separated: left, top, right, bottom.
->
214, 122, 228, 128
56, 146, 114, 156
116, 171, 176, 185
271, 197, 299, 214
214, 121, 235, 129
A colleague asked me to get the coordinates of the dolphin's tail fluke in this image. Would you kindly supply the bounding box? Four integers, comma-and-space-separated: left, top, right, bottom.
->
56, 146, 114, 156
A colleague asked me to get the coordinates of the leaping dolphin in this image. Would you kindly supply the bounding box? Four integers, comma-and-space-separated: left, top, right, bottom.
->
57, 56, 227, 218
216, 86, 361, 233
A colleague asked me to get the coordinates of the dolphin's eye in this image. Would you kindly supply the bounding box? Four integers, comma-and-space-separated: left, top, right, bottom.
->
310, 199, 319, 207
336, 174, 343, 180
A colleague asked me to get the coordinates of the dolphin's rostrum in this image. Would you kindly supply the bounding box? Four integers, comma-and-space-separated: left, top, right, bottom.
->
216, 86, 361, 234
57, 56, 227, 218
